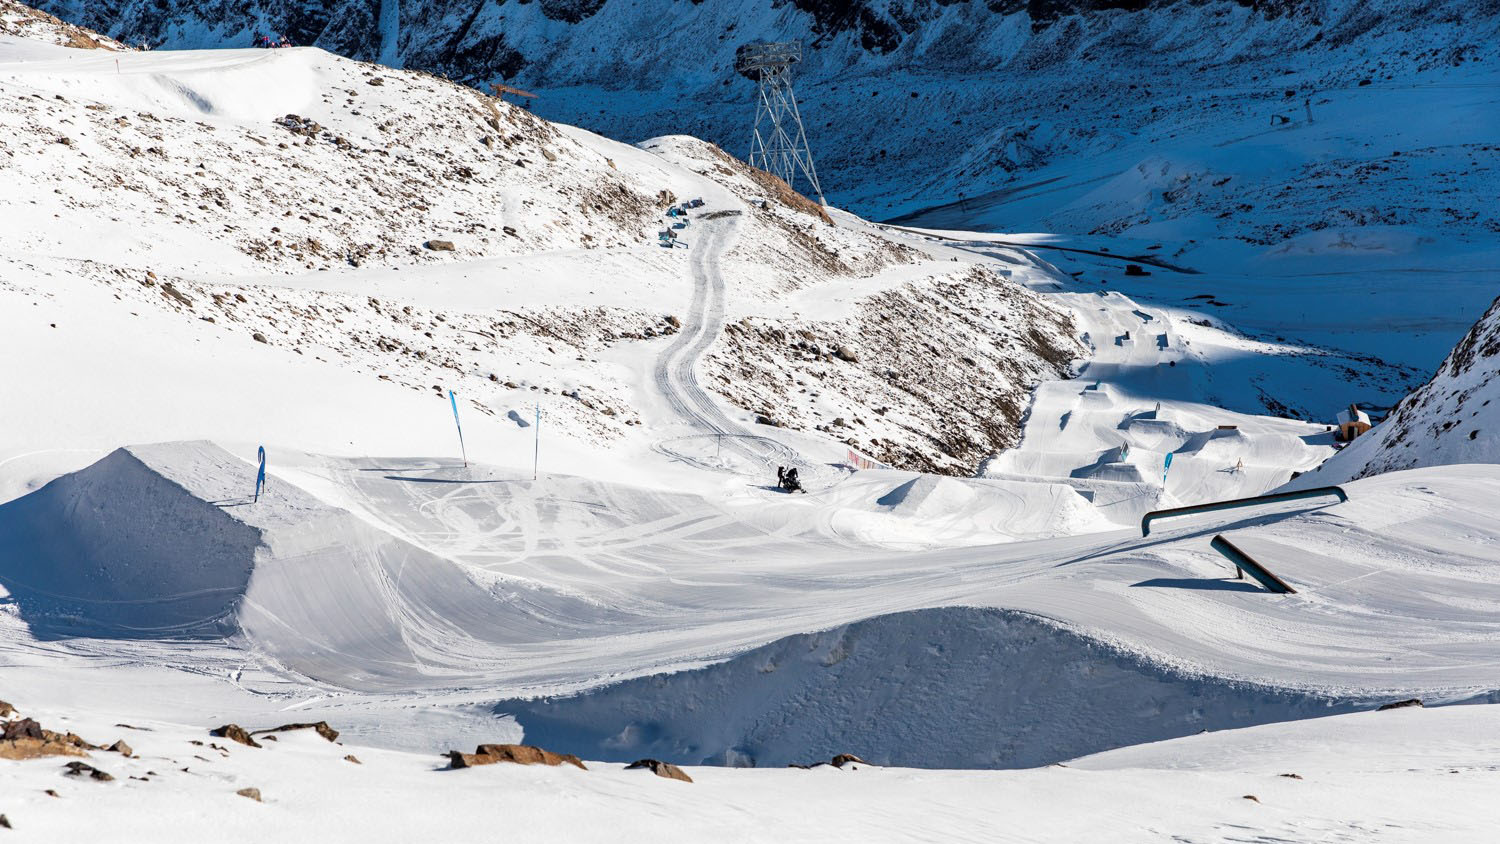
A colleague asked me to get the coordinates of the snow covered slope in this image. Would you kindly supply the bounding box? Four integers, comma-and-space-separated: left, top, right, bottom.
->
3, 697, 1498, 842
6, 438, 1500, 767
0, 30, 1082, 478
1292, 293, 1500, 485
34, 1, 1499, 239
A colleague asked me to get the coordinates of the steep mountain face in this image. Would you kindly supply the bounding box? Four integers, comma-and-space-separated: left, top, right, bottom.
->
1294, 295, 1500, 484
35, 0, 1499, 222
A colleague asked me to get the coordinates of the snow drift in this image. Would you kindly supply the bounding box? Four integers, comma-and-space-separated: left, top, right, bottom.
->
495, 606, 1362, 770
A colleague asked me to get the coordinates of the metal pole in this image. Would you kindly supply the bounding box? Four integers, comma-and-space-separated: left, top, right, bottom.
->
532, 403, 540, 481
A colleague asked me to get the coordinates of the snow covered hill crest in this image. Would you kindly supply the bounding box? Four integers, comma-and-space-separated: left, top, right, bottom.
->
1296, 294, 1500, 485
0, 14, 1083, 475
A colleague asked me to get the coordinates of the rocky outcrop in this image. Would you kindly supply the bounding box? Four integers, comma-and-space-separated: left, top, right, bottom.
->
625, 758, 692, 782
62, 761, 114, 781
0, 717, 97, 761
252, 722, 340, 743
210, 724, 262, 748
446, 743, 587, 770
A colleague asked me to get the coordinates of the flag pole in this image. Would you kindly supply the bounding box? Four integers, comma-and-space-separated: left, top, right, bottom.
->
449, 390, 468, 468
254, 445, 267, 503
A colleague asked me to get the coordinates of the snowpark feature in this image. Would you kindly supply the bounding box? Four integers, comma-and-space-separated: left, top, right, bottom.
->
3, 4, 1500, 839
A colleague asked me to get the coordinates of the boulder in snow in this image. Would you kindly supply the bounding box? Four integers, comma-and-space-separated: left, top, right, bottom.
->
210, 724, 262, 748
625, 758, 693, 782
251, 721, 339, 743
447, 743, 587, 770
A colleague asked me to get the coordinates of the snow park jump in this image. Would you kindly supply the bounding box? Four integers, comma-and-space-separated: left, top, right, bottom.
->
1139, 486, 1349, 536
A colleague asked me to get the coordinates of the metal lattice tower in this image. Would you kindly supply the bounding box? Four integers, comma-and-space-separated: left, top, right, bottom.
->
735, 41, 825, 206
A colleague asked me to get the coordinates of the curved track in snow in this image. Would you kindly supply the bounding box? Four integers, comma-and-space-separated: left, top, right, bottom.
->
650, 210, 825, 485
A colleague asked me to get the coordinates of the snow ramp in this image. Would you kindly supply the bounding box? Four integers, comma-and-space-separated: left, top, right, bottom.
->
0, 444, 259, 639
0, 441, 622, 690
495, 606, 1363, 770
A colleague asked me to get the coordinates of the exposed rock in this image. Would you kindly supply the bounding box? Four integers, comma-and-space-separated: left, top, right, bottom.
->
209, 724, 262, 748
834, 344, 859, 362
665, 314, 681, 328
0, 814, 9, 829
107, 740, 132, 756
831, 753, 870, 769
425, 239, 456, 252
625, 758, 692, 783
0, 718, 93, 760
1377, 698, 1423, 711
251, 332, 268, 344
251, 722, 339, 743
446, 743, 587, 770
0, 735, 86, 761
0, 700, 13, 718
236, 787, 262, 802
1124, 264, 1150, 276
1243, 794, 1260, 803
160, 281, 194, 307
344, 754, 361, 764
1279, 773, 1303, 779
62, 761, 113, 782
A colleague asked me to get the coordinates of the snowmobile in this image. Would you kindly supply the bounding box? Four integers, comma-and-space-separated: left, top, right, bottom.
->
776, 466, 805, 494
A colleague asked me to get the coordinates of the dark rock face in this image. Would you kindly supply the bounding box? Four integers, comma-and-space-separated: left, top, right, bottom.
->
626, 758, 693, 782
210, 724, 262, 748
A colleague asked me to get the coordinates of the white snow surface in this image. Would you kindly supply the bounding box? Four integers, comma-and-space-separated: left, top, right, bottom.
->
2, 14, 1500, 840
3, 697, 1499, 842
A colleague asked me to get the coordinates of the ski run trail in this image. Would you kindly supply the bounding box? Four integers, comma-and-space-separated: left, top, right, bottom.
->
1, 13, 1499, 843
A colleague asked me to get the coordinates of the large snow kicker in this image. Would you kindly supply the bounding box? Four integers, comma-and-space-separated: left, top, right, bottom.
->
0, 442, 635, 690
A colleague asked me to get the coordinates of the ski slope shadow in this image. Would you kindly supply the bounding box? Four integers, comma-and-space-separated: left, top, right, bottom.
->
0, 446, 258, 640
493, 606, 1367, 770
0, 441, 637, 690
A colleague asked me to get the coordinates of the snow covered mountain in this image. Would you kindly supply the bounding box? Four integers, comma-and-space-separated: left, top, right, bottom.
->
0, 9, 1085, 477
33, 0, 1500, 223
4, 5, 1500, 840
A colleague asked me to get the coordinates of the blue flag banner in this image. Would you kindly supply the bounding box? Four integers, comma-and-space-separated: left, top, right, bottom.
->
1162, 451, 1174, 485
449, 390, 468, 467
254, 446, 267, 502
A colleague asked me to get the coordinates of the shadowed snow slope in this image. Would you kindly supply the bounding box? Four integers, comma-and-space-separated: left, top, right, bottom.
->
0, 441, 633, 689
1292, 294, 1500, 487
0, 445, 260, 639
495, 606, 1362, 770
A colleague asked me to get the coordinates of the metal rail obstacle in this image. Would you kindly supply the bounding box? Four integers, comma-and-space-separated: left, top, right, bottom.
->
1140, 486, 1348, 537
1211, 534, 1297, 594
